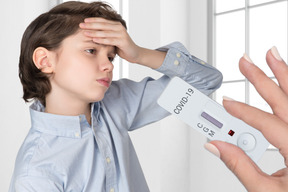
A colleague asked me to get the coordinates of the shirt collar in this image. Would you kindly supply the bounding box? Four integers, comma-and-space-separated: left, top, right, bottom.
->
30, 100, 100, 138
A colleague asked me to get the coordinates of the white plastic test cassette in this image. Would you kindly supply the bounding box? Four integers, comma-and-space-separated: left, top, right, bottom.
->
157, 77, 270, 162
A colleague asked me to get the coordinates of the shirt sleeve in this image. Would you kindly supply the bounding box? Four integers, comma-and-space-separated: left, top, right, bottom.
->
155, 41, 223, 95
13, 177, 63, 192
102, 41, 223, 131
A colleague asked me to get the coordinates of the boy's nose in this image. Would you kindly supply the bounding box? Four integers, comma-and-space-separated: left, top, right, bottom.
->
100, 58, 114, 72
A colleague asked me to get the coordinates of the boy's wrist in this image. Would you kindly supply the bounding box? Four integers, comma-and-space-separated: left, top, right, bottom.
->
133, 47, 166, 69
133, 46, 146, 64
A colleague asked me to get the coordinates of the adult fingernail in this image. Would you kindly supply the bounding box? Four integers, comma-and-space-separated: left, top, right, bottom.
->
204, 143, 220, 158
243, 53, 254, 64
271, 46, 282, 61
223, 96, 235, 101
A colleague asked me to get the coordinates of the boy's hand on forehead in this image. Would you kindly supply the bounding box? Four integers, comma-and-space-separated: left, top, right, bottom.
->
79, 17, 141, 64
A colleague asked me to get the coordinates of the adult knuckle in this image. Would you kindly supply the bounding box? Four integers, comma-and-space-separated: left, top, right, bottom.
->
225, 157, 239, 174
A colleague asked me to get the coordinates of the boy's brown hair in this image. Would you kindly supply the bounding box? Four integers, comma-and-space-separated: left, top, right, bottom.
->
19, 1, 126, 106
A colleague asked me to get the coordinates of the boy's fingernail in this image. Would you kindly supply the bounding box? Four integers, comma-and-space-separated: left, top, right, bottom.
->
243, 53, 254, 64
223, 96, 235, 101
204, 143, 220, 158
84, 18, 94, 22
271, 46, 282, 61
84, 31, 92, 36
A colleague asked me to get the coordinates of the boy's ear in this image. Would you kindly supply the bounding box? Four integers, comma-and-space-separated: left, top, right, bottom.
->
33, 47, 55, 73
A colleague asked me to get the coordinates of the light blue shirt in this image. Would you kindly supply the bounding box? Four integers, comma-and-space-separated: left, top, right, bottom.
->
9, 42, 222, 192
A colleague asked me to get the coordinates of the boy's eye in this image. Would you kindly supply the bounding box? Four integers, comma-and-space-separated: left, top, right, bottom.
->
85, 49, 96, 54
108, 57, 115, 62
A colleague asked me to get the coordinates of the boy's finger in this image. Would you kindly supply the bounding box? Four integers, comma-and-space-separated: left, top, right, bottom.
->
83, 30, 120, 38
79, 22, 119, 31
84, 17, 119, 25
205, 141, 265, 192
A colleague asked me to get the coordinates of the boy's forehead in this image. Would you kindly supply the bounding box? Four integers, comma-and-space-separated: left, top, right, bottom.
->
75, 31, 116, 53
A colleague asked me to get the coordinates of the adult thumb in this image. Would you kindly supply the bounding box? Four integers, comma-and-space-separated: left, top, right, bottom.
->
205, 141, 264, 191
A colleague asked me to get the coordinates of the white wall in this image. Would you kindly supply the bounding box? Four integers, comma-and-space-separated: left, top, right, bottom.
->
128, 0, 210, 191
0, 1, 58, 191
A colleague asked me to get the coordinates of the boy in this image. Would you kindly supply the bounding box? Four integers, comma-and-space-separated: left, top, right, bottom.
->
9, 1, 222, 191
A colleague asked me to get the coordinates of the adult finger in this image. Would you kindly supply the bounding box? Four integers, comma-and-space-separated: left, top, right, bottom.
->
222, 98, 288, 159
205, 141, 267, 192
266, 47, 288, 96
239, 55, 288, 124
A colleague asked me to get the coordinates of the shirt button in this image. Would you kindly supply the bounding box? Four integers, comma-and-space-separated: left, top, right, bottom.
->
110, 188, 114, 192
176, 53, 181, 58
200, 61, 206, 65
174, 60, 180, 66
75, 132, 80, 137
106, 157, 111, 163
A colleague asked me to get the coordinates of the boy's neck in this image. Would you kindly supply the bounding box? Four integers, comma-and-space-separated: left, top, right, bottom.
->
45, 96, 92, 125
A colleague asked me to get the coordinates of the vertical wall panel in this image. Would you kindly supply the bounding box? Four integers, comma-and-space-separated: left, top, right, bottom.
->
159, 0, 191, 191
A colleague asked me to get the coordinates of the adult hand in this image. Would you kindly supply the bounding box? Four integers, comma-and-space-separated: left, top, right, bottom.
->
79, 17, 141, 63
205, 47, 288, 192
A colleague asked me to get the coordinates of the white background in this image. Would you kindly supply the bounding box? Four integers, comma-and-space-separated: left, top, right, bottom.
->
0, 0, 285, 191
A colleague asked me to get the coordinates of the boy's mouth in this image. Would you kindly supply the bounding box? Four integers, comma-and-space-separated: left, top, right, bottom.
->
96, 77, 111, 88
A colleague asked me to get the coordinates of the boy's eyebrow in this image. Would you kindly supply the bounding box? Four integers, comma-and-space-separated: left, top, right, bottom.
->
83, 40, 117, 55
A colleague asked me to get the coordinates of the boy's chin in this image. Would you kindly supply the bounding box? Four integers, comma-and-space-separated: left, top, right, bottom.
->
89, 95, 105, 103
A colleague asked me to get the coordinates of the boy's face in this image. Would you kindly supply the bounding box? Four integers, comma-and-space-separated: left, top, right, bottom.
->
49, 30, 116, 103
